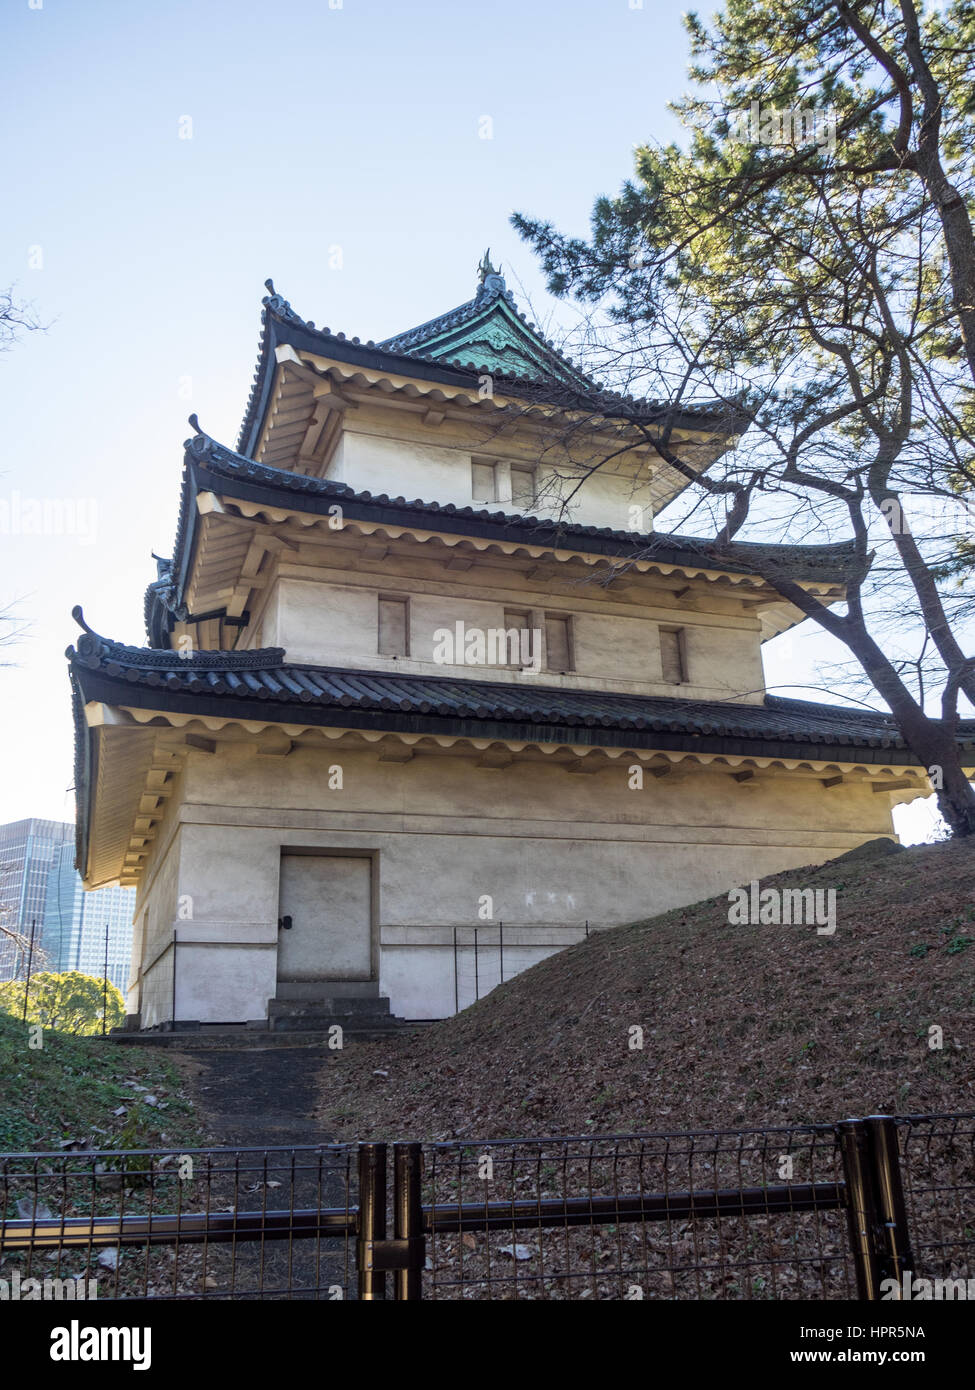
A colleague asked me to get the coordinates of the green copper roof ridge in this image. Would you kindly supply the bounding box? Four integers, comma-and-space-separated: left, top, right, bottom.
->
387, 292, 590, 386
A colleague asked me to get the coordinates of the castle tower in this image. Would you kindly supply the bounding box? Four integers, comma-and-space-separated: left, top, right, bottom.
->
67, 263, 948, 1028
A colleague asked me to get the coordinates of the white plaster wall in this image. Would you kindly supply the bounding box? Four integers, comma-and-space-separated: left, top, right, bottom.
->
125, 742, 900, 1023
176, 944, 276, 1023
131, 821, 181, 1028
380, 942, 565, 1020
271, 576, 765, 700
331, 426, 659, 530
331, 433, 471, 508
545, 464, 656, 531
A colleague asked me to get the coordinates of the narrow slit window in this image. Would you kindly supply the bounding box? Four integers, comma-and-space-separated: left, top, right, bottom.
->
659, 627, 686, 684
378, 596, 408, 657
503, 608, 534, 666
544, 614, 573, 672
510, 465, 536, 511
472, 460, 497, 503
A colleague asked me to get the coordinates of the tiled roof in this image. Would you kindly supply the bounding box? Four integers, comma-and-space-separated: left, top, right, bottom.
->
144, 425, 856, 645
377, 267, 595, 387
70, 621, 973, 763
236, 278, 746, 458
191, 427, 853, 570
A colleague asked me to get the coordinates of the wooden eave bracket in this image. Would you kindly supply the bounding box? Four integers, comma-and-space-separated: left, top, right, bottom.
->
871, 776, 918, 794
379, 746, 415, 764
476, 746, 515, 771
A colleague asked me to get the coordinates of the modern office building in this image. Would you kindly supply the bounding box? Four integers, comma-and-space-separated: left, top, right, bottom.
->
0, 818, 133, 990
0, 818, 73, 980
41, 840, 134, 992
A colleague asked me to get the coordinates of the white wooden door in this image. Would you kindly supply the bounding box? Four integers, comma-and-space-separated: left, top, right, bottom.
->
277, 854, 373, 982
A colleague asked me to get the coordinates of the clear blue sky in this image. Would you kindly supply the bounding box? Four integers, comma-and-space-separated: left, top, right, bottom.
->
0, 0, 939, 840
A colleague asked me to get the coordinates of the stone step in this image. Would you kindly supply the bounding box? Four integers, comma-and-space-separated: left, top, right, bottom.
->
275, 980, 380, 1001
269, 1014, 400, 1034
103, 1022, 431, 1050
268, 996, 391, 1020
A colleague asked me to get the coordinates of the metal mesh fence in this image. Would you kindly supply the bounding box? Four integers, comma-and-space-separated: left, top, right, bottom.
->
421, 1126, 855, 1300
0, 1144, 357, 1300
896, 1113, 975, 1288
2, 1115, 973, 1301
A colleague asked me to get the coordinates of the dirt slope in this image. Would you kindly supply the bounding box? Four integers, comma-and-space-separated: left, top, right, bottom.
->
320, 838, 975, 1140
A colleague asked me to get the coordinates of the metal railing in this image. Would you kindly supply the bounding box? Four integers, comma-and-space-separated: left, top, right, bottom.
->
415, 1124, 852, 1300
2, 1114, 972, 1300
0, 1144, 357, 1300
895, 1112, 975, 1291
452, 921, 592, 1011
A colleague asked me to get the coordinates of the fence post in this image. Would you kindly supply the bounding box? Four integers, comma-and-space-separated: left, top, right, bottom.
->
357, 1142, 388, 1301
393, 1142, 425, 1301
866, 1115, 914, 1292
839, 1118, 884, 1299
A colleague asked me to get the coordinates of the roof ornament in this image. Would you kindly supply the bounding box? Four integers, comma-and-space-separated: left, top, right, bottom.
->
477, 249, 499, 285
262, 277, 305, 326
71, 605, 97, 638
187, 413, 203, 435
68, 605, 110, 664
475, 248, 509, 304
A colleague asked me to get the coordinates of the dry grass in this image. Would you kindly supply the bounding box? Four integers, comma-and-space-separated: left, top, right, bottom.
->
320, 838, 975, 1142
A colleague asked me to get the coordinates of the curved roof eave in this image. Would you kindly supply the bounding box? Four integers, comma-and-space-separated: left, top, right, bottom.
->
69, 624, 975, 764
144, 424, 854, 643
237, 285, 750, 460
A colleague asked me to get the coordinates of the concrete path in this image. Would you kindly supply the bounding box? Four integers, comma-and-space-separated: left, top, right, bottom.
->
169, 1046, 352, 1298
172, 1043, 337, 1147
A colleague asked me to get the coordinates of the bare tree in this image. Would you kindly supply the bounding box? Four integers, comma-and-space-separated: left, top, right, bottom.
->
0, 286, 42, 355
512, 0, 975, 833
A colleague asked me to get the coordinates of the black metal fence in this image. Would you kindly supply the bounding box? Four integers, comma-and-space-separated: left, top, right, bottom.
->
0, 1144, 357, 1300
451, 921, 592, 1011
1, 1113, 972, 1300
